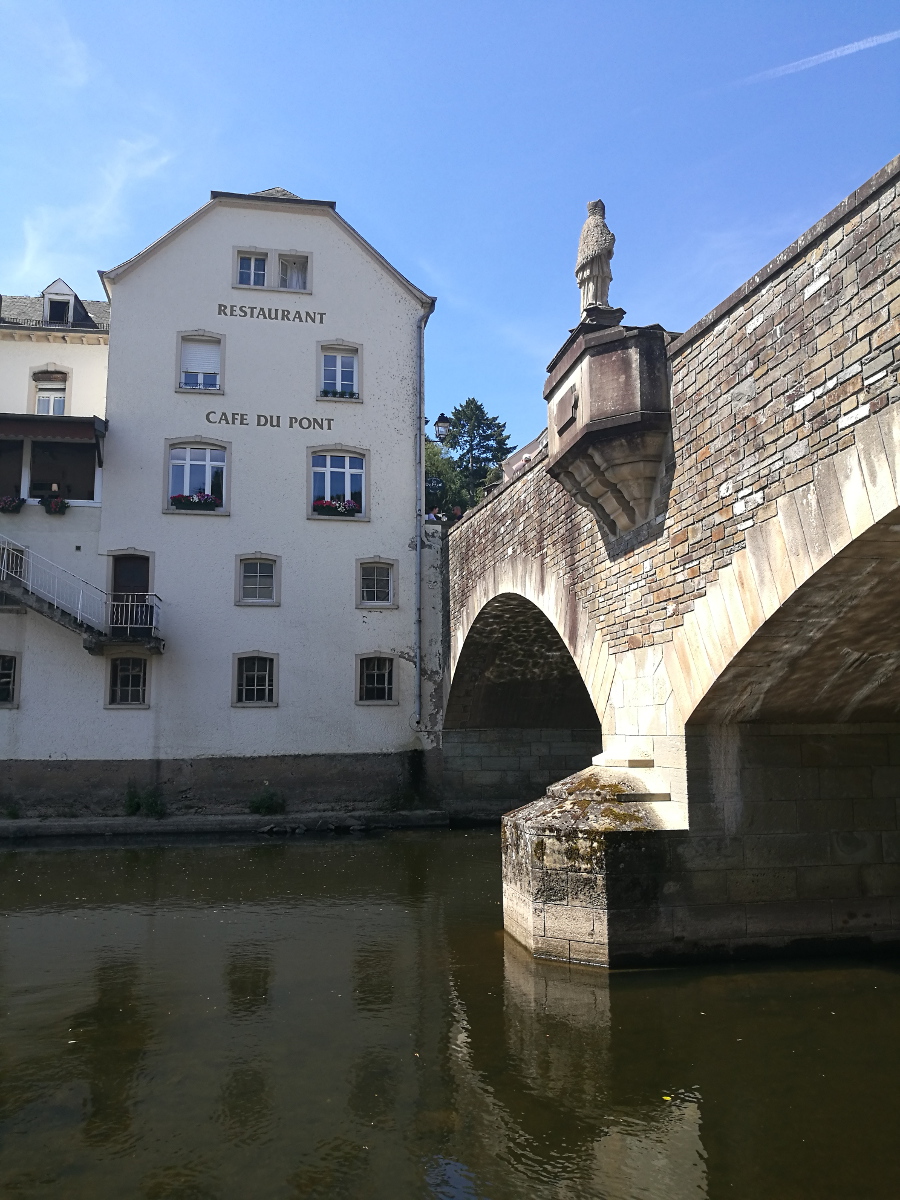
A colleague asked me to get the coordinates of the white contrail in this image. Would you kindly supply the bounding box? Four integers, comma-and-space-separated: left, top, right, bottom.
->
741, 29, 900, 84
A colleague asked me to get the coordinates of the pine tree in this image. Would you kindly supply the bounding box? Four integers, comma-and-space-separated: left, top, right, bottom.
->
442, 398, 515, 505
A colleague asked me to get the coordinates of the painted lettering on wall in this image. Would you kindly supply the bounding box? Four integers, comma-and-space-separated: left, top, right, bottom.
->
205, 411, 335, 430
217, 304, 326, 323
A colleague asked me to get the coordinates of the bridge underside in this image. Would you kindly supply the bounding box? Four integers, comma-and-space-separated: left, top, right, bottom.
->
443, 594, 601, 820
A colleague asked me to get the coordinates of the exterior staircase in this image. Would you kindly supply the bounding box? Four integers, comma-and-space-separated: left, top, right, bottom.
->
0, 535, 163, 655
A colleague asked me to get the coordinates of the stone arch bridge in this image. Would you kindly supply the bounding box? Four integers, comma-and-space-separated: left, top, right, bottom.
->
444, 155, 900, 964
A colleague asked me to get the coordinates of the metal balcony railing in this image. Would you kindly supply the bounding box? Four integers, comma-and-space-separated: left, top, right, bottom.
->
0, 535, 161, 638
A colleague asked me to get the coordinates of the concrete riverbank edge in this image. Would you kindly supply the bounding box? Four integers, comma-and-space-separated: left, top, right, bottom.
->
0, 809, 451, 839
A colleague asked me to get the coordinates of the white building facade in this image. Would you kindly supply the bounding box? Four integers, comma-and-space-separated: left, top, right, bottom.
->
0, 189, 443, 815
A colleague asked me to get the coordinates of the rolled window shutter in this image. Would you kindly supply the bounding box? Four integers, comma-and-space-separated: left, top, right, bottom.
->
181, 340, 220, 373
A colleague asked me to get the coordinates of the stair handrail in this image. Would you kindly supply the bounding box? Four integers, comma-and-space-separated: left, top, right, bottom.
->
0, 534, 162, 637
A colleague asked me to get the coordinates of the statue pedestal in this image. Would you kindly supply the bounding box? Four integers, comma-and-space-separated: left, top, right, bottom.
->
580, 304, 626, 328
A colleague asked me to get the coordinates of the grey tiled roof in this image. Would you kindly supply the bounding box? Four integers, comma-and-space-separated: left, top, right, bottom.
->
252, 187, 299, 198
0, 293, 110, 329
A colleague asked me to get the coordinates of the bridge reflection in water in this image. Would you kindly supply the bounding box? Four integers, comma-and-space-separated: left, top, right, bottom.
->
1, 833, 898, 1199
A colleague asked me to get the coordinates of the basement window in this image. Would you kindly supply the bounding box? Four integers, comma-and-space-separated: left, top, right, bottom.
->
0, 654, 18, 707
108, 657, 147, 707
357, 655, 395, 704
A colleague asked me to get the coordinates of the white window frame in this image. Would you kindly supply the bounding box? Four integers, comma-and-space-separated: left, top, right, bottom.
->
356, 653, 398, 706
235, 250, 268, 288
278, 253, 310, 292
176, 331, 224, 393
164, 437, 231, 515
28, 365, 70, 415
232, 652, 279, 707
0, 651, 21, 709
106, 655, 150, 709
232, 246, 313, 294
308, 445, 368, 520
317, 341, 362, 402
235, 554, 281, 606
356, 558, 398, 609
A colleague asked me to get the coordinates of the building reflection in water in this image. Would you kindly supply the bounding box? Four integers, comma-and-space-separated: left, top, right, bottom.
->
68, 957, 153, 1149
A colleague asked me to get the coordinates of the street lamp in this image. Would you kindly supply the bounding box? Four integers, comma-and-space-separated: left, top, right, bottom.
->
433, 413, 450, 443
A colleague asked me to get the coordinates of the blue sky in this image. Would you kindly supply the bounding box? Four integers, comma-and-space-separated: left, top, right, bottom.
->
1, 1, 898, 448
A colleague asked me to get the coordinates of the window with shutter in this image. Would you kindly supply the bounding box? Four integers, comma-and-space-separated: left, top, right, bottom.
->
180, 339, 221, 389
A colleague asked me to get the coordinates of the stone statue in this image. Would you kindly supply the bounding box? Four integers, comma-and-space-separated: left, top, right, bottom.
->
576, 199, 615, 315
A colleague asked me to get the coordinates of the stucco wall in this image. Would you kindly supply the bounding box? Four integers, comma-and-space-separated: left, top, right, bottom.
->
0, 333, 107, 417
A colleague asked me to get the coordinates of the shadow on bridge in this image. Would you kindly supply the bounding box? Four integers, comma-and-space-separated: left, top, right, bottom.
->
442, 593, 601, 820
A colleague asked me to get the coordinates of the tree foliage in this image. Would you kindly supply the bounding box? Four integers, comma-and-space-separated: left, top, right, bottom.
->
441, 398, 515, 505
424, 438, 466, 510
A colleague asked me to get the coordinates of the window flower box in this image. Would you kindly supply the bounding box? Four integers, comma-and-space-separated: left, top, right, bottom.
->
312, 499, 360, 517
39, 496, 69, 515
0, 496, 26, 514
319, 389, 359, 400
169, 493, 222, 511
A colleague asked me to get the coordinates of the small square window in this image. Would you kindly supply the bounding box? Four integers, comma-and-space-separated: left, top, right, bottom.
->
236, 655, 276, 705
360, 563, 393, 605
109, 657, 147, 706
359, 656, 393, 702
0, 654, 18, 706
279, 255, 308, 290
241, 559, 275, 602
238, 255, 267, 287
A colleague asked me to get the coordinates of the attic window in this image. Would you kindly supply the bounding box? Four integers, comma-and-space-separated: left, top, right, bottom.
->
279, 255, 308, 291
47, 300, 71, 325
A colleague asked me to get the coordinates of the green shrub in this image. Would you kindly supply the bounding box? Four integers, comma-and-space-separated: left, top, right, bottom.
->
249, 788, 285, 816
125, 783, 166, 819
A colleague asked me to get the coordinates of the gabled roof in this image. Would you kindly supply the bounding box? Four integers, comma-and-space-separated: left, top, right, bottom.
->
100, 188, 436, 312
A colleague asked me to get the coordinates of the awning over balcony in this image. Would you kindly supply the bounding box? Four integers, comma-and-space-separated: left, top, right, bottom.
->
0, 414, 108, 463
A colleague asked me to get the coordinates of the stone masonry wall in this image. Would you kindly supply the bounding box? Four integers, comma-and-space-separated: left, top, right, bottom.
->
442, 728, 602, 818
449, 156, 900, 660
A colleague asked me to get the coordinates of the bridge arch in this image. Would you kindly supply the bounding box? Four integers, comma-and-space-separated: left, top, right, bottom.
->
443, 587, 602, 819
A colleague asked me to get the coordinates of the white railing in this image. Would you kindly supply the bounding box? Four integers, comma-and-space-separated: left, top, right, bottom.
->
0, 535, 161, 637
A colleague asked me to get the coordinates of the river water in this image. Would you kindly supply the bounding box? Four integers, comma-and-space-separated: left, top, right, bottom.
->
0, 829, 897, 1199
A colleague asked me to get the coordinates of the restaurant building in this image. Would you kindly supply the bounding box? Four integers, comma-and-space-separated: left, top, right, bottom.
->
0, 189, 443, 814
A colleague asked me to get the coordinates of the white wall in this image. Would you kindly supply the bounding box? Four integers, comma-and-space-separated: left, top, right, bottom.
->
0, 197, 438, 763
0, 334, 108, 417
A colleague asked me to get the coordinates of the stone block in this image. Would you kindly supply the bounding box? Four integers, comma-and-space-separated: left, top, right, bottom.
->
534, 869, 568, 904
882, 831, 900, 862
531, 934, 573, 961
795, 799, 854, 832
740, 734, 804, 767
544, 904, 600, 941
830, 830, 882, 864
742, 766, 819, 802
566, 939, 610, 966
660, 869, 729, 905
480, 756, 519, 771
871, 766, 900, 799
745, 901, 833, 936
796, 864, 860, 899
686, 803, 727, 832
726, 868, 798, 902
743, 833, 830, 868
819, 768, 874, 801
741, 801, 798, 833
672, 903, 747, 940
853, 798, 897, 830
672, 835, 744, 871
606, 905, 674, 943
801, 733, 890, 767
860, 863, 900, 896
568, 872, 608, 907
832, 898, 893, 931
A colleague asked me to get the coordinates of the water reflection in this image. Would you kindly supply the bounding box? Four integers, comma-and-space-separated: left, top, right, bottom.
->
70, 957, 153, 1148
0, 833, 896, 1200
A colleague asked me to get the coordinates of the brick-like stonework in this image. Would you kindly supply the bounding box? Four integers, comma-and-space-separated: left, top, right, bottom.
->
449, 155, 900, 659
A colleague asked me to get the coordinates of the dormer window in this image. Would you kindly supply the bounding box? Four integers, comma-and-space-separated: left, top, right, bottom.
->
47, 299, 71, 325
